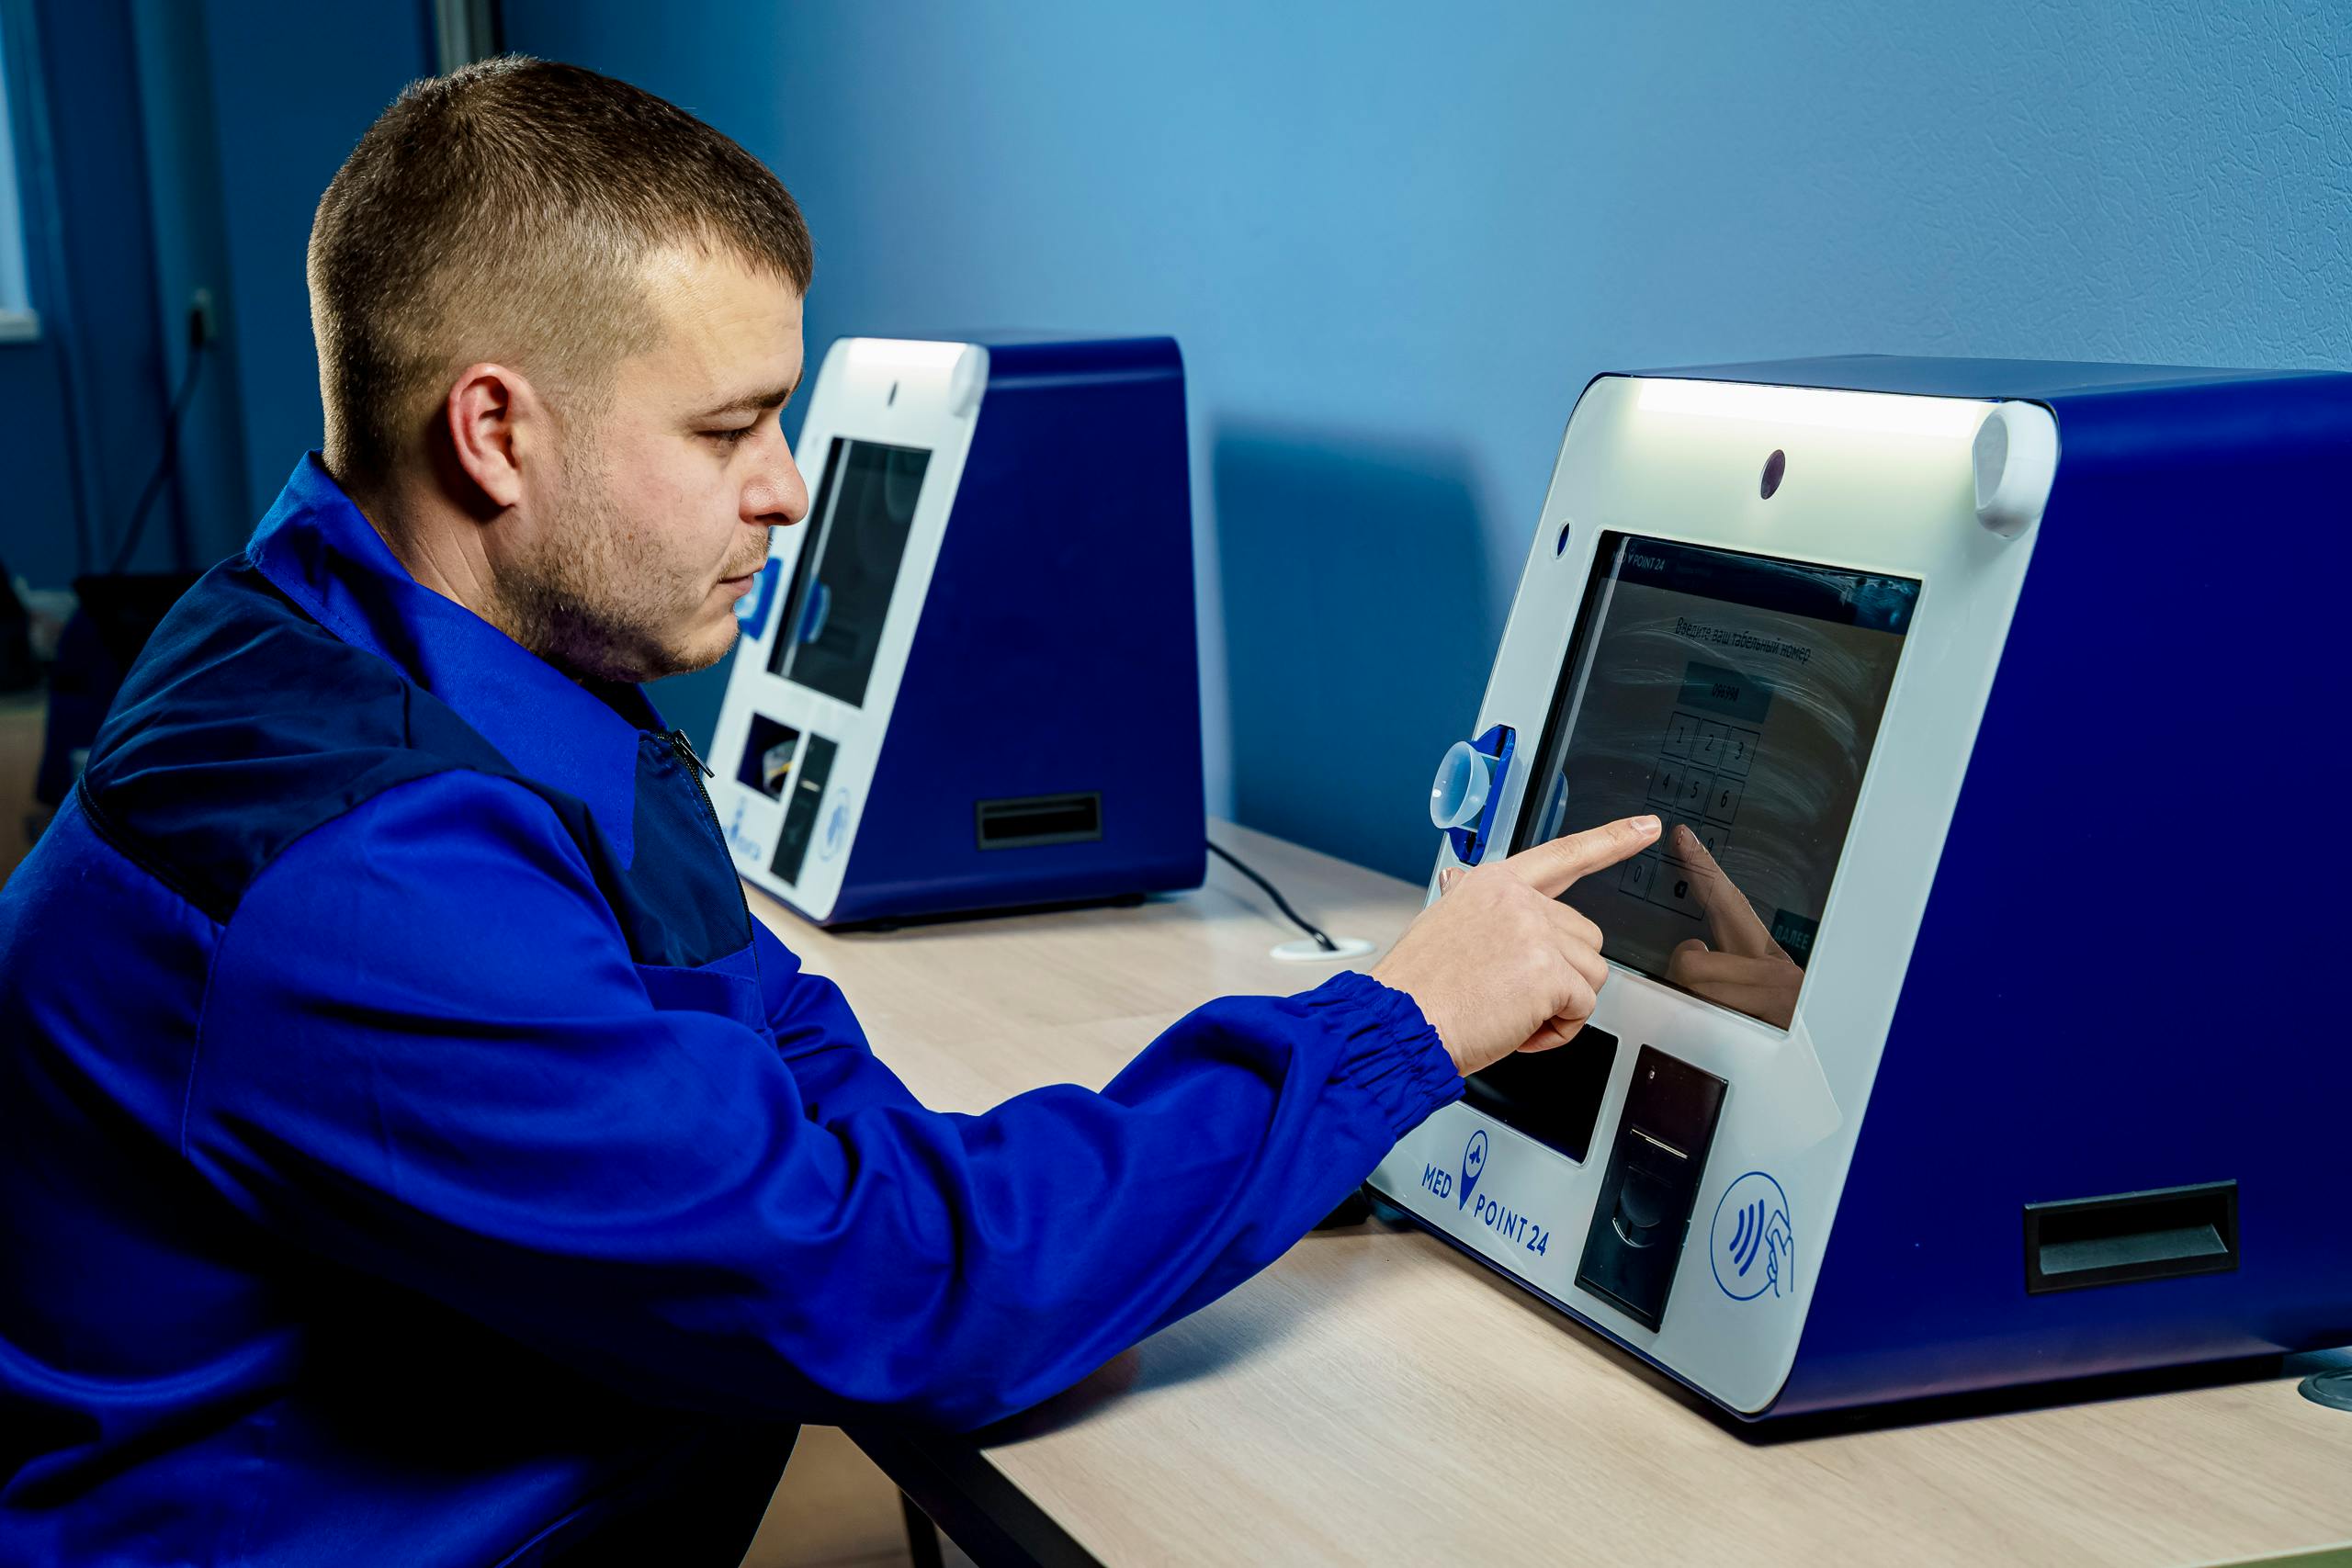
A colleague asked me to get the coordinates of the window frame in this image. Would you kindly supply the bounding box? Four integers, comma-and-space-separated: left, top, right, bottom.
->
0, 4, 40, 343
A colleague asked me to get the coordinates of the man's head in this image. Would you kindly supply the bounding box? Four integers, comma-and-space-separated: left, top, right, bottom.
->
309, 57, 814, 682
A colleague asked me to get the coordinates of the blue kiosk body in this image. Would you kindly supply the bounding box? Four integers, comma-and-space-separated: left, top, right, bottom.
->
711, 335, 1204, 925
1764, 358, 2350, 1413
1372, 357, 2352, 1416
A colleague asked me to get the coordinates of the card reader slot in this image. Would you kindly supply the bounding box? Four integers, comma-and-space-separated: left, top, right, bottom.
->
2024, 1181, 2238, 1293
737, 715, 801, 801
770, 735, 837, 885
976, 793, 1102, 850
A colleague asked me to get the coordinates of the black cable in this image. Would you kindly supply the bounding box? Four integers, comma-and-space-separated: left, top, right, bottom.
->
107, 337, 207, 575
1206, 839, 1337, 952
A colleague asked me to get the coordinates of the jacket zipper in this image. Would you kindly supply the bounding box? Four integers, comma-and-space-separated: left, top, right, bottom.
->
667, 727, 755, 935
667, 726, 718, 813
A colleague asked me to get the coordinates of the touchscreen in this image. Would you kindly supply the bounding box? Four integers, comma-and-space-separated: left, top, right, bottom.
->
769, 437, 932, 706
1516, 534, 1917, 1028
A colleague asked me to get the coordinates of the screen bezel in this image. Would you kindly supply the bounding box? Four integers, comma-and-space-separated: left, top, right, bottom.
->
767, 434, 933, 708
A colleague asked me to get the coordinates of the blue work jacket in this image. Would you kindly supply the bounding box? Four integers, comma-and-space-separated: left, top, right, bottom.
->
0, 457, 1462, 1565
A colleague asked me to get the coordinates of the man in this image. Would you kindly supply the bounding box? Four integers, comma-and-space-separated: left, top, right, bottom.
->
0, 59, 1656, 1564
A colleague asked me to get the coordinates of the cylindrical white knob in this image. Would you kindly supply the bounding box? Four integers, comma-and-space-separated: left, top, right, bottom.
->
1430, 741, 1493, 831
1972, 400, 2059, 537
949, 345, 989, 416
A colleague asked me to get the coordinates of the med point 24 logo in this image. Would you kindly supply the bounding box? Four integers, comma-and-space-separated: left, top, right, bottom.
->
1457, 1128, 1488, 1210
1421, 1126, 1556, 1261
1419, 1127, 1486, 1207
1710, 1171, 1793, 1303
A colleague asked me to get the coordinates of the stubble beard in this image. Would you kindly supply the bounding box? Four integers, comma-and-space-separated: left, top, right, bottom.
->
493, 450, 752, 686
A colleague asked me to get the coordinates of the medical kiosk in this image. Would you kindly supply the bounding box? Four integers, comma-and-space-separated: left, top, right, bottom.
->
710, 335, 1204, 925
1372, 358, 2351, 1416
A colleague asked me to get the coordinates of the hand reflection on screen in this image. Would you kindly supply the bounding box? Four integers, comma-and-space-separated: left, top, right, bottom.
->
1663, 824, 1803, 1028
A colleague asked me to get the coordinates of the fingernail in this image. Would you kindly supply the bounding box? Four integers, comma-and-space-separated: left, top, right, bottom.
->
1634, 815, 1660, 837
1439, 867, 1463, 891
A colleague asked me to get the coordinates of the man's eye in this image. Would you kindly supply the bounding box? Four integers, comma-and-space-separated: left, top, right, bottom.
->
704, 425, 756, 446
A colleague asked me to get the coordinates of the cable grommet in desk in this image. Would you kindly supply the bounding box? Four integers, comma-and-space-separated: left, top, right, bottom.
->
2299, 1368, 2352, 1413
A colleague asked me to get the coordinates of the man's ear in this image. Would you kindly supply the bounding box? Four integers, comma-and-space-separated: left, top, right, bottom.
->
443, 363, 537, 513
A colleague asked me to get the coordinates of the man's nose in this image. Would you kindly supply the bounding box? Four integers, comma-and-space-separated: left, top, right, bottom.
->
743, 439, 810, 529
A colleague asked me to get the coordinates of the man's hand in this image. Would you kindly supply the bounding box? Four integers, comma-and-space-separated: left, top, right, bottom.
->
1662, 824, 1803, 1027
1372, 815, 1659, 1077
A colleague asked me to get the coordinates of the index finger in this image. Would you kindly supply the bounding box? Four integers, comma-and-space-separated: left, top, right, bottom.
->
1669, 823, 1780, 960
1504, 814, 1661, 899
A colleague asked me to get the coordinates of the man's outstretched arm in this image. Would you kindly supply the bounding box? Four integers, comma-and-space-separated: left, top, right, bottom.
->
191, 769, 1650, 1430
187, 770, 1456, 1429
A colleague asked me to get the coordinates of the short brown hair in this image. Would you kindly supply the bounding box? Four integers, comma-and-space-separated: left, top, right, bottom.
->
308, 56, 814, 484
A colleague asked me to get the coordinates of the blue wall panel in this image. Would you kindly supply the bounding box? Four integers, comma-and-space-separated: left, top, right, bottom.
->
127, 0, 256, 569
8, 3, 2346, 831
0, 0, 320, 587
198, 0, 432, 519
448, 3, 2352, 871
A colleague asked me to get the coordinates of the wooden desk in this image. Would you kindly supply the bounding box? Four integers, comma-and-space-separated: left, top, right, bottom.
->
747, 823, 2352, 1568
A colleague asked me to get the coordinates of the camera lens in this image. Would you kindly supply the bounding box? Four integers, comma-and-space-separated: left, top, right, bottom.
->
1760, 449, 1786, 499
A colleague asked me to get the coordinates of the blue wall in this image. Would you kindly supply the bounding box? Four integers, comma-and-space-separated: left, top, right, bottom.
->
8, 2, 2349, 868
193, 0, 432, 517
0, 0, 429, 593
500, 0, 2352, 879
127, 0, 257, 568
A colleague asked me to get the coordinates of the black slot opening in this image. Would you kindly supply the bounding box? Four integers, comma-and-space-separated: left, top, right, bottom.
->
770, 734, 837, 886
976, 793, 1102, 851
737, 714, 802, 801
1574, 1045, 1728, 1332
1464, 1026, 1618, 1163
2024, 1180, 2238, 1294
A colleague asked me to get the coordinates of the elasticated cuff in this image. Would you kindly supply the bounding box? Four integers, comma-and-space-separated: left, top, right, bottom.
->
1295, 970, 1463, 1138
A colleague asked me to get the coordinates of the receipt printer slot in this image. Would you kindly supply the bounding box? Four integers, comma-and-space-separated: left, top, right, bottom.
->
1577, 1045, 1727, 1331
2024, 1181, 2238, 1294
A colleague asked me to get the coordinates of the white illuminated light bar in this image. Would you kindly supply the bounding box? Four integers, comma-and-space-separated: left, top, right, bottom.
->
836, 337, 970, 372
1635, 377, 1989, 439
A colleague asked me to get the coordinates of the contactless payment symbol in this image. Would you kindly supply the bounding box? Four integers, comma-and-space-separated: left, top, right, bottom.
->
1459, 1129, 1489, 1212
1710, 1171, 1793, 1302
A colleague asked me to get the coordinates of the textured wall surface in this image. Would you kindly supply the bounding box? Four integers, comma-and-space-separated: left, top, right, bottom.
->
0, 0, 393, 587
130, 0, 255, 567
197, 0, 431, 519
495, 2, 2352, 872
